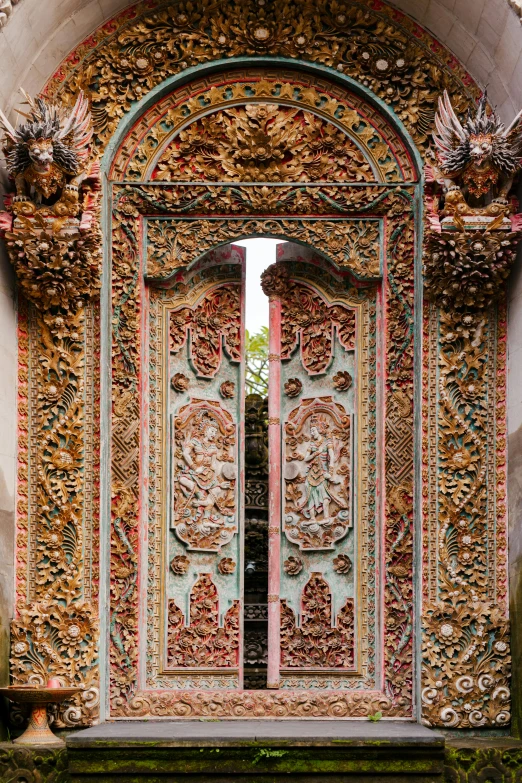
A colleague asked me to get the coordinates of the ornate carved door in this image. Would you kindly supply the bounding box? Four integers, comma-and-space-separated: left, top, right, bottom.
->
159, 246, 246, 689
264, 245, 375, 691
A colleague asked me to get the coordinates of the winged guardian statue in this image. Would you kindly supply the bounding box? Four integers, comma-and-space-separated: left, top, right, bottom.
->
432, 90, 522, 210
0, 90, 93, 205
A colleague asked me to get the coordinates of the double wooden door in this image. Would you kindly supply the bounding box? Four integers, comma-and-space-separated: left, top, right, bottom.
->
165, 243, 366, 691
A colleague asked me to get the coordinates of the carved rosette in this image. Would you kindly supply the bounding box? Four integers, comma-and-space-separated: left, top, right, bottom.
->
0, 91, 102, 726
31, 0, 511, 723
422, 135, 514, 725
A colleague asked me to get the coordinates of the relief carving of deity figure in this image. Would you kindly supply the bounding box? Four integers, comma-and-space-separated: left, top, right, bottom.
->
301, 415, 343, 523
284, 402, 351, 551
173, 406, 237, 551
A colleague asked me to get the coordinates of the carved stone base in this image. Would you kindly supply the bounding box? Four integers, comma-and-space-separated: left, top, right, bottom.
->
65, 721, 445, 782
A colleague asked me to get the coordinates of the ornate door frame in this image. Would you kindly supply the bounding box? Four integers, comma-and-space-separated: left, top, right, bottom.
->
105, 64, 420, 718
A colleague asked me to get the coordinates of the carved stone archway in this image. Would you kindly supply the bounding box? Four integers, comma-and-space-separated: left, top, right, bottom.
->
8, 0, 510, 733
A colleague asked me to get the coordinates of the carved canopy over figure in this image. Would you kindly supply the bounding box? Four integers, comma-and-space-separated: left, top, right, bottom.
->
431, 90, 522, 216
0, 90, 93, 206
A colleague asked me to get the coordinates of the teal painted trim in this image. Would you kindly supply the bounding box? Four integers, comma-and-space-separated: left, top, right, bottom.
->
100, 57, 423, 179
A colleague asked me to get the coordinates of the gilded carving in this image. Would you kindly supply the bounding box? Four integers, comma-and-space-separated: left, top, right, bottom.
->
284, 399, 351, 551
431, 91, 522, 220
280, 574, 354, 668
0, 90, 93, 209
17, 0, 506, 725
148, 217, 381, 281
154, 103, 374, 183
424, 228, 521, 310
172, 402, 237, 552
421, 306, 511, 729
167, 575, 240, 668
49, 0, 478, 161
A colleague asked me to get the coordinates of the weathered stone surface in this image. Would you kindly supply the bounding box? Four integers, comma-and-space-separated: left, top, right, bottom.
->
65, 721, 445, 782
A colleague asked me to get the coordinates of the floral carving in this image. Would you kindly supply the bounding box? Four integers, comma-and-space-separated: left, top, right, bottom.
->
167, 575, 239, 667
29, 0, 493, 722
333, 554, 352, 574
424, 229, 521, 309
170, 555, 190, 575
149, 219, 380, 281
171, 373, 189, 392
220, 381, 235, 399
154, 104, 373, 183
422, 306, 510, 728
274, 273, 357, 375
284, 378, 302, 397
218, 557, 236, 575
172, 401, 237, 552
284, 399, 351, 550
333, 370, 353, 392
283, 556, 303, 575
281, 574, 354, 668
168, 283, 241, 377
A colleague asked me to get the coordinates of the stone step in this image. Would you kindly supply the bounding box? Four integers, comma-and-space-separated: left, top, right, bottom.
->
66, 719, 445, 782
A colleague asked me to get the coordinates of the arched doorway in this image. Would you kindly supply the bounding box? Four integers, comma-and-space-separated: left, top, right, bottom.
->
105, 68, 419, 719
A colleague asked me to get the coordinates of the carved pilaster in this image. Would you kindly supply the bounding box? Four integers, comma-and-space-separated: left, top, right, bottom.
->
0, 91, 101, 726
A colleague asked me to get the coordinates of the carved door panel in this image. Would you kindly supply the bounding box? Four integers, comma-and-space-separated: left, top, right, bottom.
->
265, 247, 363, 690
165, 246, 245, 689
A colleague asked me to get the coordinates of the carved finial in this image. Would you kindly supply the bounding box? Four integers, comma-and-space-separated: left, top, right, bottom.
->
260, 262, 289, 298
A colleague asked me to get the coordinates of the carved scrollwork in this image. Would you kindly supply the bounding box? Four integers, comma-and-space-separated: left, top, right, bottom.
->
148, 218, 380, 281
169, 284, 241, 377
279, 277, 356, 375
155, 103, 374, 183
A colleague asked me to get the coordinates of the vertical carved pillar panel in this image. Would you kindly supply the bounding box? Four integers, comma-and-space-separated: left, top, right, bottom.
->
421, 89, 519, 728
0, 92, 102, 726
